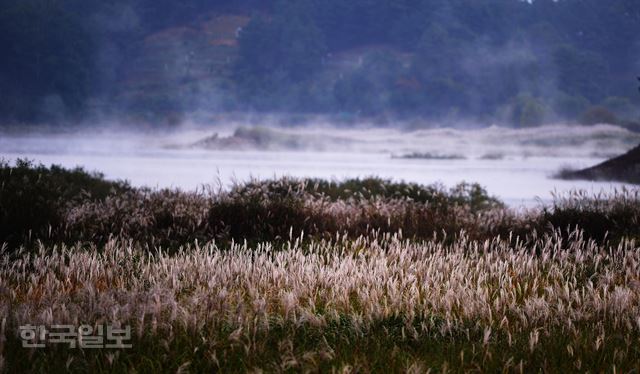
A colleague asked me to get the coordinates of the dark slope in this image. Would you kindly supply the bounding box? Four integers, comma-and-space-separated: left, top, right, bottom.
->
560, 144, 640, 184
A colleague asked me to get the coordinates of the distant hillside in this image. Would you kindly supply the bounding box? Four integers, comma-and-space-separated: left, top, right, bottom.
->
2, 0, 640, 125
115, 13, 250, 117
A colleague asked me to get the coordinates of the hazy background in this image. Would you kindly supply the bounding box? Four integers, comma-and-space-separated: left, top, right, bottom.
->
1, 0, 640, 206
1, 0, 639, 126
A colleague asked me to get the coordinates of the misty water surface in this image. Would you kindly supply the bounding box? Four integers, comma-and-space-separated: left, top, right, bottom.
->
1, 123, 638, 207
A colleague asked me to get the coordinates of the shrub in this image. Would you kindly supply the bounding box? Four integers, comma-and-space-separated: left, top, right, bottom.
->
237, 177, 502, 211
207, 185, 308, 244
3, 162, 640, 251
64, 189, 210, 248
0, 159, 130, 248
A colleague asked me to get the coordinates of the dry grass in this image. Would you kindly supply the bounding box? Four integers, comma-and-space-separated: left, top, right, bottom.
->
2, 230, 640, 371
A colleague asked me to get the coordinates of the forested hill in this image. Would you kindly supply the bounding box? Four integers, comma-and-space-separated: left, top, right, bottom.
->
1, 0, 639, 127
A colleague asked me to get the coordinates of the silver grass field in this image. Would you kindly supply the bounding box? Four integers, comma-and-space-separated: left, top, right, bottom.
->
1, 162, 640, 372
2, 230, 640, 371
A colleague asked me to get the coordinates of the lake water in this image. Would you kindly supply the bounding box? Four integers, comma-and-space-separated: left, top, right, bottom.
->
1, 123, 639, 208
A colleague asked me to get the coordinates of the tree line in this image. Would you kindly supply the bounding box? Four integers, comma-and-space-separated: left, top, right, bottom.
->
1, 0, 639, 125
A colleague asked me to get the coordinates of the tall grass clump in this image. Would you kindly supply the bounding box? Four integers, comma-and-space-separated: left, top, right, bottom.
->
541, 188, 640, 243
2, 163, 515, 251
237, 177, 503, 212
4, 162, 640, 251
207, 177, 507, 246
